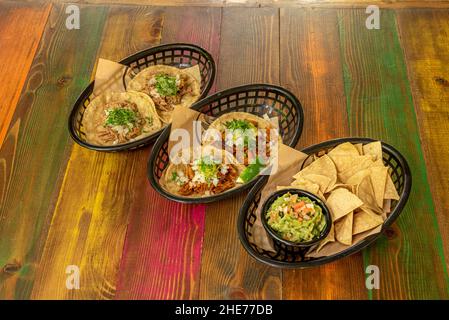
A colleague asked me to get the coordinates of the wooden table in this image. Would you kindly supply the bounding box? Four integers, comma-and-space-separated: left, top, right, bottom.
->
0, 0, 448, 300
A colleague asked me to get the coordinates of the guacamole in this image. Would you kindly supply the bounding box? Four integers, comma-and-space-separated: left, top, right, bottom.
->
265, 192, 326, 243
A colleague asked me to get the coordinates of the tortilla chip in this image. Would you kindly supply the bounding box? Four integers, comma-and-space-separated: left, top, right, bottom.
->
346, 168, 372, 185
383, 199, 391, 213
353, 207, 384, 235
328, 142, 360, 157
363, 141, 383, 161
335, 211, 353, 245
328, 143, 364, 172
290, 177, 321, 195
356, 176, 383, 214
277, 186, 293, 191
293, 154, 337, 192
300, 173, 331, 194
316, 223, 335, 252
370, 166, 388, 208
384, 174, 400, 200
326, 188, 363, 221
354, 143, 364, 155
338, 155, 376, 182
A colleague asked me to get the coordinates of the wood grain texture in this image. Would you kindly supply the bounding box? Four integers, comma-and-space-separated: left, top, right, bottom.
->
22, 0, 449, 9
29, 6, 165, 300
279, 8, 367, 299
199, 7, 282, 300
0, 2, 51, 147
115, 6, 221, 300
0, 4, 107, 299
397, 9, 449, 274
338, 9, 449, 299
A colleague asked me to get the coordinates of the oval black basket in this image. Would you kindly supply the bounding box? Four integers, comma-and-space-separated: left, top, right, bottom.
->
148, 84, 304, 204
68, 43, 216, 152
237, 137, 412, 268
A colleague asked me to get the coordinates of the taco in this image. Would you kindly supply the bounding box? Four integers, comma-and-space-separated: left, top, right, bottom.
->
127, 65, 201, 123
202, 112, 279, 166
163, 145, 245, 197
82, 91, 161, 146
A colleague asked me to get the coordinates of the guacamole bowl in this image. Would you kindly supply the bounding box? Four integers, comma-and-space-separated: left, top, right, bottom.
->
261, 188, 332, 251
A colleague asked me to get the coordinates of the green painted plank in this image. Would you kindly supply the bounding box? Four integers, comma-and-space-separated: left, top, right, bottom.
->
0, 4, 108, 299
338, 9, 449, 299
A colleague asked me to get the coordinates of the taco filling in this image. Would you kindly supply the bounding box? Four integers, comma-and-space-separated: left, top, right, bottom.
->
170, 156, 239, 196
98, 101, 153, 144
146, 73, 194, 112
82, 91, 161, 146
221, 118, 273, 166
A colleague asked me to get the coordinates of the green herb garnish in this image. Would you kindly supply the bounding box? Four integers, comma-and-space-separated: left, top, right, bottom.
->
171, 171, 178, 181
105, 108, 136, 127
224, 119, 255, 131
198, 156, 219, 181
155, 74, 178, 97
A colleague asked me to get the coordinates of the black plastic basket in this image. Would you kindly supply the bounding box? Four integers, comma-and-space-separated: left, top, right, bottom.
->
237, 137, 412, 268
68, 43, 216, 152
147, 84, 304, 204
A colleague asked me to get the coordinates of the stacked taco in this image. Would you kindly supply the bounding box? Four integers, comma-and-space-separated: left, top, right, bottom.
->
82, 64, 201, 146
162, 112, 280, 198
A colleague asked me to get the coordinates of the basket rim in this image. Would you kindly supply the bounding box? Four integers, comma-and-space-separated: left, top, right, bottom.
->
237, 137, 412, 269
190, 83, 304, 149
68, 43, 216, 152
147, 83, 305, 204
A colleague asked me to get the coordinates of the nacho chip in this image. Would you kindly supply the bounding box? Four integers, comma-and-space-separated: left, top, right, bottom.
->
328, 142, 360, 157
338, 155, 376, 182
291, 177, 321, 195
335, 211, 353, 245
384, 174, 400, 200
277, 186, 293, 191
316, 223, 335, 252
369, 166, 388, 208
328, 143, 363, 172
362, 141, 383, 161
356, 176, 383, 214
354, 143, 364, 155
300, 173, 331, 194
346, 168, 372, 185
293, 154, 337, 192
326, 188, 363, 221
353, 207, 384, 235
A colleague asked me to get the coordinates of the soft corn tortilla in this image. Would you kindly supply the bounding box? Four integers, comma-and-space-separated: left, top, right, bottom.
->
203, 112, 280, 144
82, 91, 161, 146
163, 145, 245, 197
127, 65, 201, 122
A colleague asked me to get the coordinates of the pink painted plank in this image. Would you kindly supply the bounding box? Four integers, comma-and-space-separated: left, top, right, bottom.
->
115, 6, 222, 299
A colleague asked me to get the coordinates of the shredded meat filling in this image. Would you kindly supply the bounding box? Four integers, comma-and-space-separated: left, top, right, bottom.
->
146, 74, 193, 112
178, 164, 239, 196
222, 128, 272, 166
98, 101, 146, 145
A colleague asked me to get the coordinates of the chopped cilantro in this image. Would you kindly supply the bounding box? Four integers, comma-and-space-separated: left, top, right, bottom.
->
105, 108, 136, 127
224, 119, 255, 131
155, 74, 178, 97
198, 156, 219, 181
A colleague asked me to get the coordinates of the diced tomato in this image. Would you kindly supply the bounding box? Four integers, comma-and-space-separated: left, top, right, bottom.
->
293, 201, 305, 212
